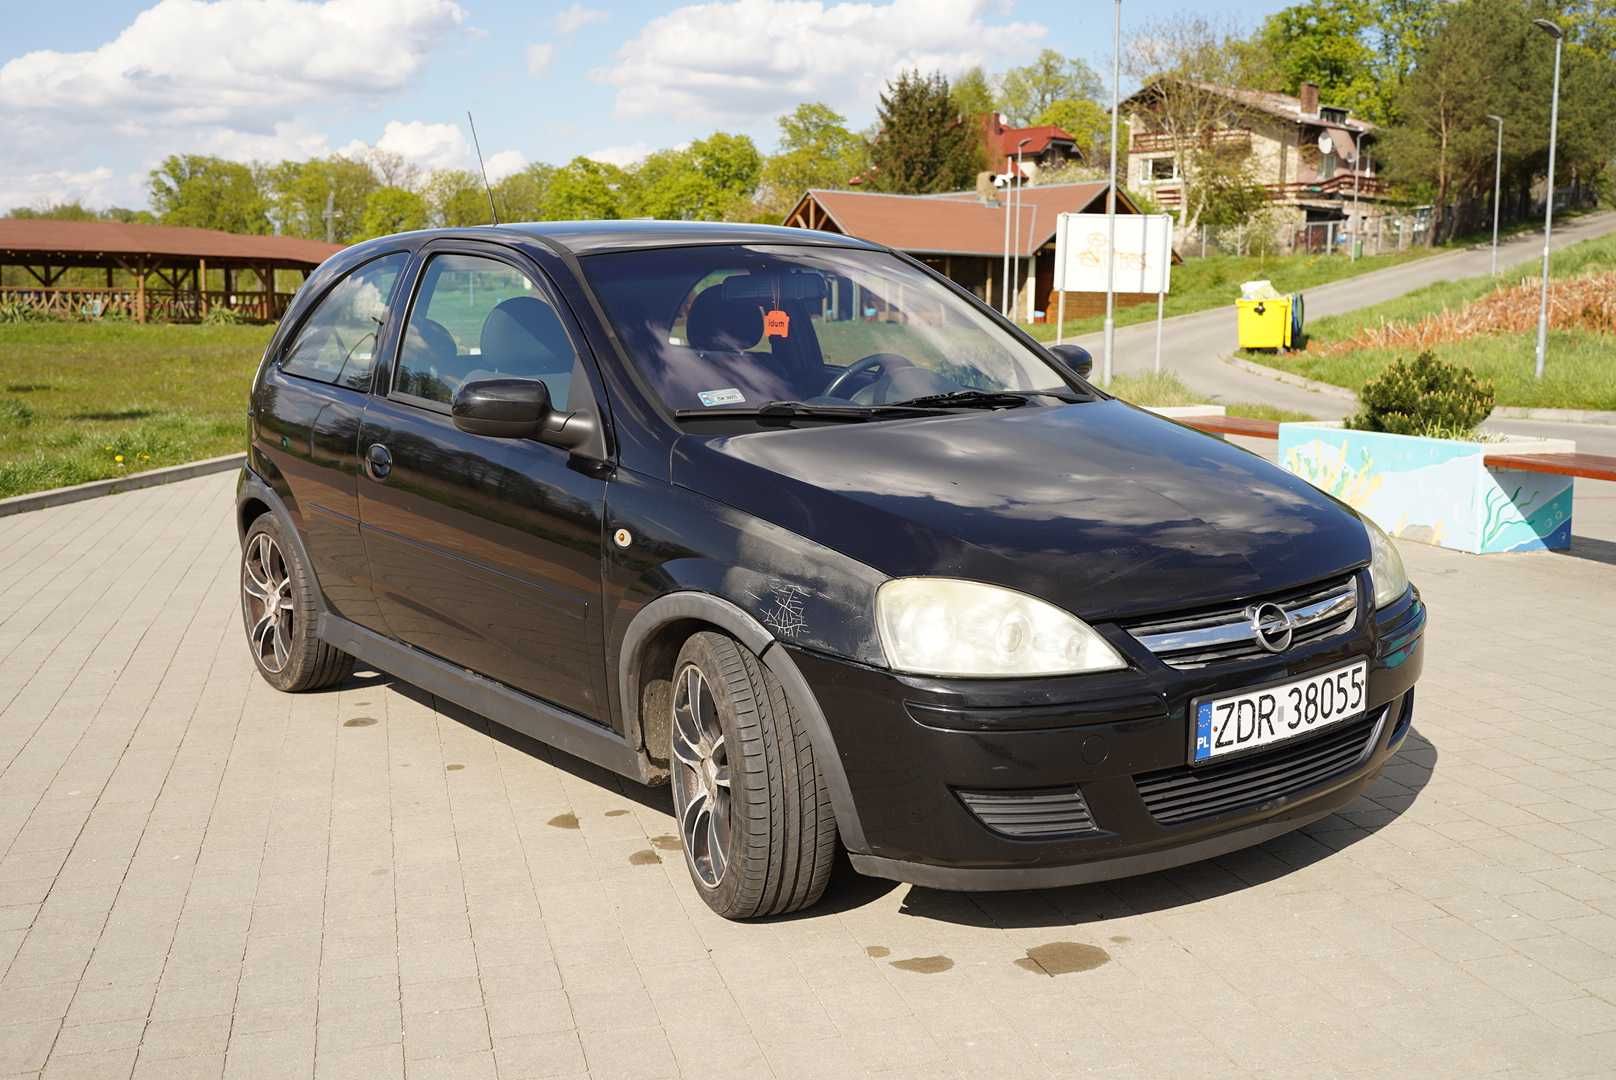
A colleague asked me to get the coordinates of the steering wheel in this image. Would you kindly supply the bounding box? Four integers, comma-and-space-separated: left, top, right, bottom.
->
822, 352, 914, 401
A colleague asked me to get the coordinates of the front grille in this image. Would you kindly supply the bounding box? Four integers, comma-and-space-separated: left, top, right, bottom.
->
1125, 576, 1359, 669
1136, 709, 1382, 826
957, 786, 1097, 838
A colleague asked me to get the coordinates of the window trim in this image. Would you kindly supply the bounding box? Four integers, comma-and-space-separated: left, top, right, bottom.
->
385, 240, 588, 418
276, 250, 411, 393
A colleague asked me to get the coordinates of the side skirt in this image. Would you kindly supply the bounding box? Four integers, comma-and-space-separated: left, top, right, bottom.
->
318, 613, 653, 784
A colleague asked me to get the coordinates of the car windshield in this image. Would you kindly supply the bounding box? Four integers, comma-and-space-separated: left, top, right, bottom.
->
581, 244, 1082, 416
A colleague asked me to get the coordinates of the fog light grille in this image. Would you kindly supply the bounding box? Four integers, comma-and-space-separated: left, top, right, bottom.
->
956, 787, 1097, 839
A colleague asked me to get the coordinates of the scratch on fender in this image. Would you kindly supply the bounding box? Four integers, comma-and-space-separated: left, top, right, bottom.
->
750, 580, 812, 637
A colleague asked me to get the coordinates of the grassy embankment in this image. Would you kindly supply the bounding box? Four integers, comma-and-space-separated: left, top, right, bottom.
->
1244, 231, 1616, 411
0, 321, 272, 498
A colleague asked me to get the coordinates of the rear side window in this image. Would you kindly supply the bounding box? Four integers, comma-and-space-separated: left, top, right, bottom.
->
393, 253, 577, 410
280, 253, 408, 390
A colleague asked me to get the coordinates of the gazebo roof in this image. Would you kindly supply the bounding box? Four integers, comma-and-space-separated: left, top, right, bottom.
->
0, 218, 342, 269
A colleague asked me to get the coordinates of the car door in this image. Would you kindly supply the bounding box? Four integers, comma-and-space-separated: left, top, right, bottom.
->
356, 241, 610, 721
252, 250, 410, 630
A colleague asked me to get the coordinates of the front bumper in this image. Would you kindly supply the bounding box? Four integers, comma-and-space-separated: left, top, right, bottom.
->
793, 577, 1425, 890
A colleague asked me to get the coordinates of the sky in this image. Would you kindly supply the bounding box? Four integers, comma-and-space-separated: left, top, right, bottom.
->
0, 0, 1275, 213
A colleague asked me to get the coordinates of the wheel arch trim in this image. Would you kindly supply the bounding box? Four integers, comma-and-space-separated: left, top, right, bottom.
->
618, 592, 868, 852
236, 468, 328, 618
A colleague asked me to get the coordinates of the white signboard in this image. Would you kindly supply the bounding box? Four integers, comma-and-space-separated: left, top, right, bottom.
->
1053, 212, 1174, 294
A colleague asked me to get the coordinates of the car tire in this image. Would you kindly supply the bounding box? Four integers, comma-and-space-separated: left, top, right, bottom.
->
240, 515, 353, 693
670, 631, 837, 919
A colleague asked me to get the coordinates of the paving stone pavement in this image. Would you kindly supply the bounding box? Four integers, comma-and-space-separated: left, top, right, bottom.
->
0, 469, 1614, 1080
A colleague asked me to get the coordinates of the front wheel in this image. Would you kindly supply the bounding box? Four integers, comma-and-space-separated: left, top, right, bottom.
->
240, 515, 353, 692
670, 632, 837, 919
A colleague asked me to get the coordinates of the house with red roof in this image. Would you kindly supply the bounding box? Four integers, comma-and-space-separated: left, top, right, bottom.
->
981, 114, 1084, 183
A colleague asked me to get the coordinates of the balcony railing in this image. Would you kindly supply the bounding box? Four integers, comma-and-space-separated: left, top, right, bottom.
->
1268, 174, 1389, 200
1131, 129, 1253, 154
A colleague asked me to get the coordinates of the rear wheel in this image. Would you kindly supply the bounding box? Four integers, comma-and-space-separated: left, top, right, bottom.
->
670, 632, 837, 919
240, 515, 352, 692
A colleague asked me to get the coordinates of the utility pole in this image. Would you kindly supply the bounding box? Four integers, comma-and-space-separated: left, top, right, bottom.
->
1000, 155, 1012, 317
1010, 137, 1031, 323
1532, 19, 1563, 380
322, 186, 337, 244
1487, 114, 1504, 275
1350, 132, 1362, 262
1103, 0, 1121, 385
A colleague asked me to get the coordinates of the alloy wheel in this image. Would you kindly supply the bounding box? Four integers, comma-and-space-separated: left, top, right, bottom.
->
671, 663, 732, 888
242, 533, 295, 673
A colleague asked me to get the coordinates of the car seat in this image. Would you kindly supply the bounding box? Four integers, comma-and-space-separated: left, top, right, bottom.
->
472, 296, 575, 409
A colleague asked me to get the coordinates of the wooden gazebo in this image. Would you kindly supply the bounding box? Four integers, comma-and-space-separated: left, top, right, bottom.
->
0, 219, 341, 323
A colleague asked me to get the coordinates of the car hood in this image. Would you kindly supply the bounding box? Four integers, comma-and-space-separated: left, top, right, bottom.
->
671, 399, 1370, 622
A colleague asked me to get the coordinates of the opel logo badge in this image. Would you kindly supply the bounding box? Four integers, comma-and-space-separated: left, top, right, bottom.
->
1248, 602, 1294, 653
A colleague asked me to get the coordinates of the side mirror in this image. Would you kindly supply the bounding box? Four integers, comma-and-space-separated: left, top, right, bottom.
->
453, 378, 551, 438
452, 377, 599, 450
1048, 343, 1094, 381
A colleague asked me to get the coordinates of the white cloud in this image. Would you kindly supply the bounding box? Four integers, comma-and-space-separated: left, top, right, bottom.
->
526, 42, 556, 76
0, 167, 129, 212
484, 149, 528, 182
598, 0, 1044, 121
203, 121, 334, 163
0, 0, 467, 127
584, 143, 654, 167
360, 120, 472, 172
555, 4, 608, 34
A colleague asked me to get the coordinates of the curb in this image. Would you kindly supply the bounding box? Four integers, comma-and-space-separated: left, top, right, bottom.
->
0, 453, 245, 518
1224, 356, 1616, 427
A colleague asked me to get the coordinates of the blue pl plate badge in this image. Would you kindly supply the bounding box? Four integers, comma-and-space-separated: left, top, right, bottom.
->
698, 388, 745, 407
1194, 701, 1213, 762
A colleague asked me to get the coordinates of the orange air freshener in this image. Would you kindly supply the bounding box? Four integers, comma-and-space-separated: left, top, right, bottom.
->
764, 308, 790, 338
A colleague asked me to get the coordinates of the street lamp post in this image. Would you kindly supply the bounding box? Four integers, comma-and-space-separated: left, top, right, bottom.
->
1487, 114, 1504, 275
1103, 0, 1121, 385
1000, 157, 1012, 316
1532, 17, 1563, 380
1350, 131, 1362, 262
1010, 137, 1032, 322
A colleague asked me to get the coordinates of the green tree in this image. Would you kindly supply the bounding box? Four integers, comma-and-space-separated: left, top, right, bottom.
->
758, 103, 870, 217
148, 155, 270, 234
6, 202, 99, 220
423, 169, 492, 226
543, 158, 630, 220
867, 70, 982, 194
998, 49, 1104, 125
1035, 98, 1122, 164
493, 164, 555, 221
949, 67, 997, 121
264, 156, 378, 243
359, 186, 428, 238
1251, 0, 1386, 121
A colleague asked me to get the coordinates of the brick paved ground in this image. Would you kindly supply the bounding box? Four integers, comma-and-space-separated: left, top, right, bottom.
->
0, 469, 1613, 1079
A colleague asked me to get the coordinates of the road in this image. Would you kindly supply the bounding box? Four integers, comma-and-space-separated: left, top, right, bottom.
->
1068, 210, 1616, 449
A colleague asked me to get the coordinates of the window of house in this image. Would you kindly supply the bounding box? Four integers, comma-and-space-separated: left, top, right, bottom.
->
280, 253, 408, 390
393, 253, 577, 410
1149, 157, 1178, 182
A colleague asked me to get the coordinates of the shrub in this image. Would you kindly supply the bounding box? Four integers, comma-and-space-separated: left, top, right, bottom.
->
1350, 351, 1495, 438
0, 299, 43, 324
201, 305, 246, 326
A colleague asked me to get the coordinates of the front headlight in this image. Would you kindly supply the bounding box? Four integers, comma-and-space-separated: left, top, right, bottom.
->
1363, 516, 1410, 609
875, 578, 1126, 677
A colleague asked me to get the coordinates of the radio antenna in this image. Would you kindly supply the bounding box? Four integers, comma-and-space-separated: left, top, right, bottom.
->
466, 110, 500, 225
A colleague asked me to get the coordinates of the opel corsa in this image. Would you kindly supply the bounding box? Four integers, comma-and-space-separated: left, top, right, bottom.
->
238, 222, 1426, 918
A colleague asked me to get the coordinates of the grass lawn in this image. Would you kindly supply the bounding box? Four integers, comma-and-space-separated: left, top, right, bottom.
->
0, 322, 272, 499
1106, 371, 1317, 422
1027, 247, 1439, 344
1245, 231, 1616, 411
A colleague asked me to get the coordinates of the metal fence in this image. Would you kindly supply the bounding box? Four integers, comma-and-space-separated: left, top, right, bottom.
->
1181, 213, 1433, 259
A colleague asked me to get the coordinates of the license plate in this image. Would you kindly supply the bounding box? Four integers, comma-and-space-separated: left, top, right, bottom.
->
1191, 660, 1368, 764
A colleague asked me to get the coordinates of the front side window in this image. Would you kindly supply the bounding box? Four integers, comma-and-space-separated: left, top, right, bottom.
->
280, 253, 408, 390
581, 244, 1075, 415
394, 253, 577, 409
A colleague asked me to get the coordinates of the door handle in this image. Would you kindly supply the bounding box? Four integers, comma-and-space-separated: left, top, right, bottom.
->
365, 443, 392, 481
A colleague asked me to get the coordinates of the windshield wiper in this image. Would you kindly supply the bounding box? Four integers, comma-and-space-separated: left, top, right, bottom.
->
887, 389, 1054, 410
673, 400, 940, 422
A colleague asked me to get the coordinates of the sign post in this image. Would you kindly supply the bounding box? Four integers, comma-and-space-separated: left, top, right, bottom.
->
1053, 212, 1174, 372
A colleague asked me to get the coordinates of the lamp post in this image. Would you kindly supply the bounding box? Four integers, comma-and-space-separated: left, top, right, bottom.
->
1103, 0, 1121, 385
1532, 17, 1562, 380
1487, 114, 1504, 275
1010, 137, 1031, 322
1350, 130, 1362, 262
1000, 158, 1012, 316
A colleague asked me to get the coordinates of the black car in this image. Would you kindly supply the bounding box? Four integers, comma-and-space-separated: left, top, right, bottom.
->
237, 221, 1425, 919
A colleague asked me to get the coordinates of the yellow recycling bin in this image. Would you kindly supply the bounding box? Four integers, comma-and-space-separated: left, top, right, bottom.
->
1236, 296, 1293, 351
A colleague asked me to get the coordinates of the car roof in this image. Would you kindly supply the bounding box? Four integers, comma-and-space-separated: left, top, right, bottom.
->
364, 220, 887, 257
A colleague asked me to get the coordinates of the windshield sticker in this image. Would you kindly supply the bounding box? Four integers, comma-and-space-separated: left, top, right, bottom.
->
763, 309, 791, 338
698, 388, 745, 407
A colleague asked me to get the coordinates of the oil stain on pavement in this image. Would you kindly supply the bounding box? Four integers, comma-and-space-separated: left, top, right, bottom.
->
547, 813, 579, 829
1015, 942, 1110, 976
628, 849, 661, 865
891, 955, 953, 974
649, 835, 681, 850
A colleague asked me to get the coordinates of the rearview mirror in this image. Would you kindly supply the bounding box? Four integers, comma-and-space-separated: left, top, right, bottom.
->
453, 378, 551, 438
452, 378, 598, 450
1049, 343, 1094, 381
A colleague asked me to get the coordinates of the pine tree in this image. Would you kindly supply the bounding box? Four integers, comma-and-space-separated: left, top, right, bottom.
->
867, 71, 983, 194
